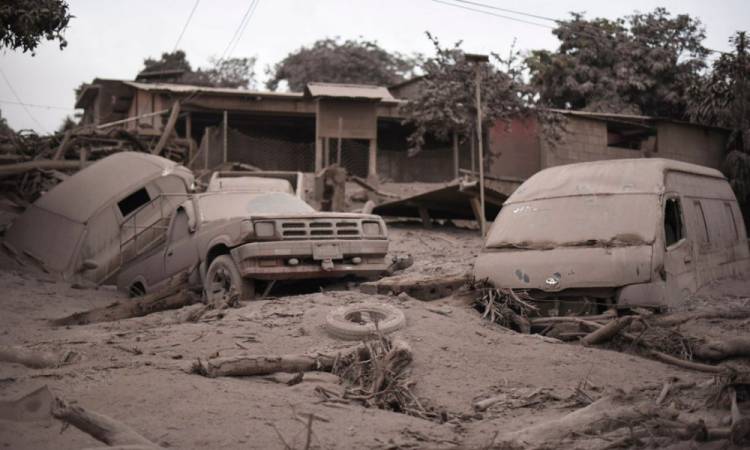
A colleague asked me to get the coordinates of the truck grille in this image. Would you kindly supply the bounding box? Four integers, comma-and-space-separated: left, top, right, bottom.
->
279, 219, 363, 239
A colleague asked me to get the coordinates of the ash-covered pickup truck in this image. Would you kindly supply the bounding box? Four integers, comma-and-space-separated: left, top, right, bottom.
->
116, 191, 389, 301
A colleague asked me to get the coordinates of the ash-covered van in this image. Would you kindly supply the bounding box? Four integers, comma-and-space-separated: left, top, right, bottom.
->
5, 152, 194, 284
474, 158, 749, 313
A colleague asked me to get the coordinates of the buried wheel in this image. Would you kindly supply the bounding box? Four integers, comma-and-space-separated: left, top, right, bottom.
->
205, 255, 255, 303
325, 303, 406, 340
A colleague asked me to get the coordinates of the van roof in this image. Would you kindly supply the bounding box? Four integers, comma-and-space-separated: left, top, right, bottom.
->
507, 158, 725, 204
34, 152, 190, 223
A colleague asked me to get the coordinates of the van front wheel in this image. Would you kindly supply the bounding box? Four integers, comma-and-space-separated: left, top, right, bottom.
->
205, 255, 255, 303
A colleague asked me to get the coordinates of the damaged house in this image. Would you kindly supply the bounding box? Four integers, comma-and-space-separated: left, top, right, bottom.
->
74, 77, 730, 220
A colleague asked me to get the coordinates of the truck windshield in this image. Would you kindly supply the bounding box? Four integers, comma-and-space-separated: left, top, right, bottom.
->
198, 192, 314, 222
485, 194, 658, 250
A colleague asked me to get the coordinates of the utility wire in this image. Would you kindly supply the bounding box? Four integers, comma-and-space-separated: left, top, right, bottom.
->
227, 0, 260, 58
173, 0, 201, 52
450, 0, 557, 23
0, 99, 77, 111
219, 0, 258, 62
0, 68, 48, 132
433, 0, 729, 55
431, 0, 552, 29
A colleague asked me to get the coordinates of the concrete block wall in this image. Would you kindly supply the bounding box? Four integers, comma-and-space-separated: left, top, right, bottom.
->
541, 117, 642, 168
655, 123, 726, 169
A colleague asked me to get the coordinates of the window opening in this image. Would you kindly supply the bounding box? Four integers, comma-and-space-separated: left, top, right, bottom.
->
664, 197, 683, 247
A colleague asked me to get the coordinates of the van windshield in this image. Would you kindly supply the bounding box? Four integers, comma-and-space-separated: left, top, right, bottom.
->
485, 194, 658, 250
198, 192, 314, 222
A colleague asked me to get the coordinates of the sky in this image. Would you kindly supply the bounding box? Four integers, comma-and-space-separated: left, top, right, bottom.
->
1, 0, 748, 133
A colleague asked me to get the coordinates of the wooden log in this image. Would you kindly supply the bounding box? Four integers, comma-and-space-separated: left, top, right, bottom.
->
474, 394, 506, 411
52, 397, 157, 448
648, 350, 726, 374
0, 345, 71, 369
693, 337, 750, 361
651, 308, 750, 327
582, 316, 634, 346
51, 286, 199, 326
195, 354, 338, 378
0, 160, 86, 177
151, 101, 180, 156
0, 385, 54, 421
52, 129, 73, 160
496, 396, 657, 447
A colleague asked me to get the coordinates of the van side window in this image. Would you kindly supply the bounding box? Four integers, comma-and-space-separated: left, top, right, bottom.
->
664, 198, 684, 247
118, 188, 151, 217
725, 203, 739, 240
693, 200, 709, 243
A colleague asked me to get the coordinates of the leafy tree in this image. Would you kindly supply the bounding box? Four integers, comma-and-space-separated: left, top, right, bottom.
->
266, 38, 419, 91
399, 33, 528, 154
689, 32, 750, 228
138, 51, 255, 89
526, 8, 707, 119
141, 50, 193, 74
0, 109, 13, 136
0, 0, 72, 53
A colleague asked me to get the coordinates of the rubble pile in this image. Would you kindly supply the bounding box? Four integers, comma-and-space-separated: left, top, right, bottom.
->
0, 126, 189, 206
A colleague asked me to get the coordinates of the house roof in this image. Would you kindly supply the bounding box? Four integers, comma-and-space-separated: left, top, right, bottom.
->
304, 82, 396, 102
547, 109, 730, 132
121, 80, 304, 99
507, 158, 726, 204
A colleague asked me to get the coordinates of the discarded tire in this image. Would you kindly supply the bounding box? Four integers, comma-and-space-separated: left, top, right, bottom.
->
325, 303, 406, 340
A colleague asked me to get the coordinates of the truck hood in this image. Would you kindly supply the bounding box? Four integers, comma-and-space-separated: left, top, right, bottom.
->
474, 245, 653, 291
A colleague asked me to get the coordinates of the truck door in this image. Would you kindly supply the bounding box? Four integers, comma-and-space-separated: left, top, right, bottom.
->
164, 208, 199, 279
662, 195, 697, 304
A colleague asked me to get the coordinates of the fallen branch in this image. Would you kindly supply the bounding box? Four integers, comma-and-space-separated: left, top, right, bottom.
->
52, 396, 158, 448
495, 396, 658, 447
0, 345, 73, 369
693, 337, 750, 361
582, 316, 635, 346
0, 385, 54, 421
648, 350, 726, 374
0, 159, 85, 177
52, 286, 199, 326
194, 354, 338, 378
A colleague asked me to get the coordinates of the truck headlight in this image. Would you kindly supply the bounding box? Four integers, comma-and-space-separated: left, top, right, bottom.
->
254, 221, 276, 238
240, 220, 254, 239
362, 221, 381, 236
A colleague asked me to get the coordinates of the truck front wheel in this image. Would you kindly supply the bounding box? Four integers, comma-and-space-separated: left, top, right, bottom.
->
205, 255, 255, 303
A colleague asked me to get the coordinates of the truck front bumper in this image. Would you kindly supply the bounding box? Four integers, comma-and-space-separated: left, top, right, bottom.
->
231, 239, 389, 280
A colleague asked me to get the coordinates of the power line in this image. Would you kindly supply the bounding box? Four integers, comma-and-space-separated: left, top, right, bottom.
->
0, 99, 77, 111
433, 0, 730, 56
173, 0, 201, 52
219, 0, 258, 62
431, 0, 552, 29
450, 0, 557, 23
227, 0, 260, 58
0, 68, 48, 132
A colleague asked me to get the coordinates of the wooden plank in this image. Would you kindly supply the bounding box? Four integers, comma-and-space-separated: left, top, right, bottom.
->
151, 101, 181, 156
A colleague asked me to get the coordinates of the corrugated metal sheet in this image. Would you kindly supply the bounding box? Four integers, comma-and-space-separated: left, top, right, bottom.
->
121, 80, 303, 99
304, 82, 396, 101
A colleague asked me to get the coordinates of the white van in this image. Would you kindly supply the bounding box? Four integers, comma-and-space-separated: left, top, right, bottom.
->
474, 158, 749, 313
5, 152, 194, 285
